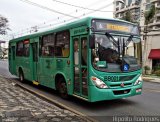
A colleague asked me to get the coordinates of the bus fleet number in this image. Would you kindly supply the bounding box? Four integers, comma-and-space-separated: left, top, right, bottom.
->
105, 76, 119, 82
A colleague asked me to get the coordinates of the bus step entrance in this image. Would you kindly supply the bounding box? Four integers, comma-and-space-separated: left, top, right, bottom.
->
32, 81, 39, 85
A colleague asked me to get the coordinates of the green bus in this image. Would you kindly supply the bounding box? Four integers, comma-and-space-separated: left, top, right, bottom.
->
9, 17, 143, 102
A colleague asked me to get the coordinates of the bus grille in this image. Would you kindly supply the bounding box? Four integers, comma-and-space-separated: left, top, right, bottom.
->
113, 89, 131, 95
110, 83, 132, 88
119, 75, 137, 82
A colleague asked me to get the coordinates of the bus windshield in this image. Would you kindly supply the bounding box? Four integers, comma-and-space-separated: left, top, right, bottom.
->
92, 33, 142, 72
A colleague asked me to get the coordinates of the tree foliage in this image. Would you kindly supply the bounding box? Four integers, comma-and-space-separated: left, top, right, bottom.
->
122, 11, 133, 23
0, 15, 9, 35
145, 5, 155, 25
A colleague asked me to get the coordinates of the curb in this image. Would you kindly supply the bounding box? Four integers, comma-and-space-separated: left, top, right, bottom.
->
143, 77, 160, 83
6, 77, 97, 122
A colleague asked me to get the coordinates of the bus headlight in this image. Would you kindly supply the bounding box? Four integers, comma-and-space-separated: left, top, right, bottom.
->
91, 76, 108, 89
134, 75, 142, 85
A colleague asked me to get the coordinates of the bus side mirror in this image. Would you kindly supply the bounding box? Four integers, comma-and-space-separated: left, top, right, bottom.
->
89, 35, 95, 49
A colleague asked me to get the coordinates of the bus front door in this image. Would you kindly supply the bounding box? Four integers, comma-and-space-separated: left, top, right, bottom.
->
31, 42, 38, 82
73, 36, 88, 98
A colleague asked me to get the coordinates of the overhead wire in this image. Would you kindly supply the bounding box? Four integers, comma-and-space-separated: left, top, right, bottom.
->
52, 0, 112, 12
38, 0, 109, 25
12, 0, 80, 36
12, 0, 113, 38
35, 2, 113, 30
78, 2, 113, 16
19, 0, 79, 19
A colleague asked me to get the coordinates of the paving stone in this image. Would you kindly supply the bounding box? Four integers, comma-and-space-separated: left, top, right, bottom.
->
2, 117, 18, 122
34, 114, 46, 119
4, 110, 32, 117
64, 117, 72, 120
32, 112, 41, 116
30, 109, 37, 112
20, 117, 30, 121
38, 119, 48, 122
63, 110, 70, 114
69, 113, 76, 116
46, 114, 56, 117
51, 118, 61, 122
58, 114, 67, 117
0, 76, 87, 122
42, 111, 52, 115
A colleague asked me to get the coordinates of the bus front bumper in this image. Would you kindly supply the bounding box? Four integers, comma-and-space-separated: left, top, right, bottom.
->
89, 83, 143, 102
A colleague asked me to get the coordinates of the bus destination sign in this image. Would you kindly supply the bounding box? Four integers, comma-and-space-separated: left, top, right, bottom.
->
106, 24, 129, 32
92, 19, 139, 35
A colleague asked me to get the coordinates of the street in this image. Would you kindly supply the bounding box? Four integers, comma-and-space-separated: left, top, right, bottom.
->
1, 60, 160, 122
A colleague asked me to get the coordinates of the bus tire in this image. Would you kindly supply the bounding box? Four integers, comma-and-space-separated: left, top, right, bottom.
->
58, 79, 68, 99
19, 69, 24, 82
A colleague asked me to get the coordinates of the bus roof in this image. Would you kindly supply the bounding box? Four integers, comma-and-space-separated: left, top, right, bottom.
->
10, 17, 138, 42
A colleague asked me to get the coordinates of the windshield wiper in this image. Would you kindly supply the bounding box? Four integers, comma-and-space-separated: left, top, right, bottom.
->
105, 32, 118, 47
125, 35, 133, 47
105, 32, 123, 64
117, 38, 120, 57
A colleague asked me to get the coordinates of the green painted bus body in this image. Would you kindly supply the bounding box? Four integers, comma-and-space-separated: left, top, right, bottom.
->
8, 17, 143, 102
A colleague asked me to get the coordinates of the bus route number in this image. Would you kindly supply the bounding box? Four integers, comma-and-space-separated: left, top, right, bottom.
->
105, 76, 119, 82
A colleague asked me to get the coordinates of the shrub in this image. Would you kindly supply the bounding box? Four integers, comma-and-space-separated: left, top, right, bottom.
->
144, 65, 150, 70
154, 70, 160, 76
155, 66, 160, 71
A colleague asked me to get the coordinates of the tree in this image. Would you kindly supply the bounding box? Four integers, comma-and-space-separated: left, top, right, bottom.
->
122, 11, 133, 22
144, 5, 155, 25
0, 15, 9, 35
143, 5, 156, 67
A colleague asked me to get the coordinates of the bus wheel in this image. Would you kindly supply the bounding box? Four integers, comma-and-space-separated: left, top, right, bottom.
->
19, 70, 24, 82
58, 80, 68, 99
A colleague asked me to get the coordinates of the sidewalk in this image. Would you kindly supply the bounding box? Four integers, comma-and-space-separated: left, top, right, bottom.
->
143, 75, 160, 83
0, 76, 88, 122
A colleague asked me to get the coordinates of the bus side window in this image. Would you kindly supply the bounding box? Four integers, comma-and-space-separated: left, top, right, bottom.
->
62, 44, 69, 57
23, 40, 29, 57
55, 46, 62, 56
16, 41, 24, 56
55, 30, 70, 57
41, 34, 54, 56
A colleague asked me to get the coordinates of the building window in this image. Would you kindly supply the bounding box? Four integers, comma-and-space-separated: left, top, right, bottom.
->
55, 30, 70, 57
116, 1, 119, 6
121, 4, 125, 9
116, 7, 119, 11
135, 8, 140, 13
41, 33, 55, 56
115, 13, 119, 18
146, 4, 151, 10
128, 0, 132, 6
146, 0, 150, 3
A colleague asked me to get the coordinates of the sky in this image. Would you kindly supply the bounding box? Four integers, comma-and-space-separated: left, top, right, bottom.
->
0, 0, 114, 47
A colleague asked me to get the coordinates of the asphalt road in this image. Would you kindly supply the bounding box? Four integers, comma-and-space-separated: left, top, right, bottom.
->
1, 60, 160, 122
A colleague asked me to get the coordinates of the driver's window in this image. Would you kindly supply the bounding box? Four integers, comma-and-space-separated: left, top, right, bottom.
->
126, 42, 134, 56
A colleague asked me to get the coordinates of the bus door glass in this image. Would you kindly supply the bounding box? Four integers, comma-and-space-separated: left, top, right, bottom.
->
73, 36, 88, 97
31, 42, 38, 81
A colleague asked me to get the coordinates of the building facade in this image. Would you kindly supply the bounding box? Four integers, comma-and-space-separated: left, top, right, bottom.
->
113, 0, 160, 73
